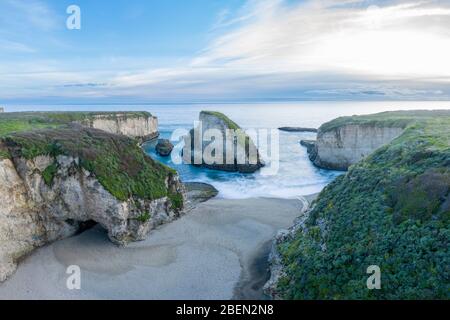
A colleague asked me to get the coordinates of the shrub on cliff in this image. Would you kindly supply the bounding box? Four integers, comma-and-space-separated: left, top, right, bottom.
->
276, 113, 450, 299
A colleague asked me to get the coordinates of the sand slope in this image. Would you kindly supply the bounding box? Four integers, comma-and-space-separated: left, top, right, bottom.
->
0, 197, 305, 300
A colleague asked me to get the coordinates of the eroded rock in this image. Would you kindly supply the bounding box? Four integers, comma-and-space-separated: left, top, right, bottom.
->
183, 111, 264, 173
0, 126, 185, 282
307, 124, 404, 170
156, 139, 174, 157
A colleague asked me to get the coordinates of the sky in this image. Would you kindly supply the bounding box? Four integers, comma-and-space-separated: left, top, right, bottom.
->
1, 0, 450, 103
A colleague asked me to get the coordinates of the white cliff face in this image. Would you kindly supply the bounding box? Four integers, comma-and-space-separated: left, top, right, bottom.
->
312, 124, 404, 170
87, 114, 159, 141
0, 154, 185, 282
183, 112, 264, 173
0, 157, 76, 282
0, 158, 49, 282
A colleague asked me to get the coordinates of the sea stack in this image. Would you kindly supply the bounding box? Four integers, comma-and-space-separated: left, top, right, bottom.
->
183, 111, 264, 173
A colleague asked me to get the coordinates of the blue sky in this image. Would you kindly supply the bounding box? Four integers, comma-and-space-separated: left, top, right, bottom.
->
1, 0, 450, 103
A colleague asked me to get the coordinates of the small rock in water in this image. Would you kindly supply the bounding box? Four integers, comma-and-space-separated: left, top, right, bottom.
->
278, 127, 317, 133
156, 139, 174, 157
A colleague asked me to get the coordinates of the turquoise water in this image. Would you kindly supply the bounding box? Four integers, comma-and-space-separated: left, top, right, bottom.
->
5, 101, 450, 199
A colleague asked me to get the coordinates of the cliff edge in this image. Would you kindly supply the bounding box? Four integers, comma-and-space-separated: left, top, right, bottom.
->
306, 112, 418, 170
266, 110, 450, 299
0, 112, 183, 282
0, 111, 159, 142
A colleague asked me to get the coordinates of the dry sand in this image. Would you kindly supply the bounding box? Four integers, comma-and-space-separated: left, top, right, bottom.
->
0, 197, 307, 300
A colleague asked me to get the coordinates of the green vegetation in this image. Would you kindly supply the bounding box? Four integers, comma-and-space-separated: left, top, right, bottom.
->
0, 111, 152, 137
201, 111, 241, 130
168, 192, 184, 209
0, 142, 10, 159
42, 163, 58, 186
200, 110, 254, 150
136, 212, 152, 223
0, 119, 60, 137
2, 125, 182, 203
319, 110, 450, 133
0, 150, 9, 159
277, 110, 450, 300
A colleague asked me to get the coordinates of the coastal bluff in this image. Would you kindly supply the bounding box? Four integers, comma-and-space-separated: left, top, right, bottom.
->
82, 112, 159, 142
305, 114, 408, 170
183, 111, 264, 173
267, 110, 450, 299
0, 111, 159, 142
0, 112, 184, 282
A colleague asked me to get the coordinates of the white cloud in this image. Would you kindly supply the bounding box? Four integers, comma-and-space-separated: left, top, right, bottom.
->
100, 0, 450, 100
0, 0, 61, 56
190, 0, 450, 79
2, 0, 450, 101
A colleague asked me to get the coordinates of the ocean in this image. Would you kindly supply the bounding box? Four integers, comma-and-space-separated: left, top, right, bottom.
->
4, 101, 450, 199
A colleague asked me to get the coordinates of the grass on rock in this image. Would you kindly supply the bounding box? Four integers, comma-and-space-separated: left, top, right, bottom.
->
2, 125, 179, 202
201, 111, 241, 130
42, 163, 58, 186
200, 110, 254, 151
0, 111, 153, 138
319, 110, 450, 133
136, 212, 152, 223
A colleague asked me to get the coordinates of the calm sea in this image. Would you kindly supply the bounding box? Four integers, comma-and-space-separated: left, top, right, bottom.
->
5, 101, 450, 199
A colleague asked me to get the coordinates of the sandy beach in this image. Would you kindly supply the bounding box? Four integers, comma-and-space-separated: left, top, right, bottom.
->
0, 197, 307, 300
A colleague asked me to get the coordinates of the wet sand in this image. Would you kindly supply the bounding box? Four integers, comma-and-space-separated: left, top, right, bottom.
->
232, 240, 273, 300
0, 197, 307, 300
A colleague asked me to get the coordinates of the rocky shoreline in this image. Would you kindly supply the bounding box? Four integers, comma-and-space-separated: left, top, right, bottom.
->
184, 182, 219, 207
